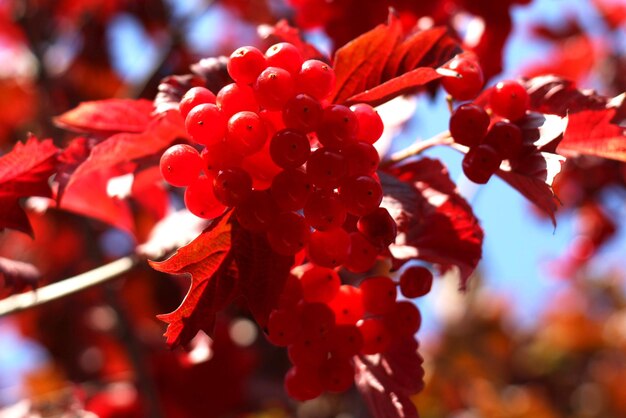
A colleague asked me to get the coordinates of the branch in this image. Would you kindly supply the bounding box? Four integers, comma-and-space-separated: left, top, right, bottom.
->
0, 255, 141, 317
381, 130, 454, 168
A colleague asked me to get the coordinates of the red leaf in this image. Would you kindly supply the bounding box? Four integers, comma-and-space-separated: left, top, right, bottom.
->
260, 19, 325, 61
330, 11, 459, 105
0, 136, 58, 236
354, 337, 424, 418
558, 108, 626, 162
0, 257, 40, 298
523, 75, 609, 116
382, 159, 483, 289
232, 225, 294, 327
131, 166, 168, 222
149, 213, 236, 347
54, 99, 154, 135
67, 110, 186, 189
59, 164, 136, 234
345, 67, 441, 107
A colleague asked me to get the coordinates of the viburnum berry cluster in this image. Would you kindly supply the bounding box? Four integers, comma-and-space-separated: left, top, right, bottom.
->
441, 54, 531, 184
266, 264, 433, 400
159, 42, 393, 271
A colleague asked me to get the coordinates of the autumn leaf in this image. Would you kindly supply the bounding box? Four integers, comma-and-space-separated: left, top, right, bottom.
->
329, 11, 460, 105
260, 19, 325, 61
0, 136, 58, 236
523, 75, 609, 116
149, 212, 236, 347
54, 99, 154, 135
0, 257, 40, 298
382, 159, 483, 289
355, 338, 424, 418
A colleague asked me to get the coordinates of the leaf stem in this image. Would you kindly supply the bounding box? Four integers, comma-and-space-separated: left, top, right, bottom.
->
0, 255, 140, 317
381, 130, 454, 168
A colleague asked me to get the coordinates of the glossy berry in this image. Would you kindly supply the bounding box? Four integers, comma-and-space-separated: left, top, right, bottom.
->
179, 87, 216, 119
270, 168, 312, 211
282, 94, 323, 132
228, 46, 267, 85
216, 83, 259, 117
350, 103, 384, 144
306, 148, 348, 189
254, 67, 294, 111
343, 141, 380, 176
399, 266, 433, 298
339, 175, 383, 216
185, 104, 227, 146
299, 302, 336, 338
385, 301, 421, 337
284, 366, 323, 401
300, 265, 341, 303
317, 104, 358, 148
360, 276, 397, 315
288, 334, 329, 367
307, 228, 351, 268
356, 207, 397, 248
304, 190, 347, 231
212, 167, 252, 206
462, 144, 502, 184
320, 357, 354, 393
267, 308, 300, 346
267, 212, 310, 256
200, 141, 243, 179
226, 111, 268, 155
265, 42, 304, 76
449, 104, 490, 147
329, 325, 364, 358
235, 190, 278, 232
159, 144, 203, 187
344, 232, 379, 273
358, 318, 391, 354
184, 176, 226, 219
278, 274, 304, 309
440, 53, 484, 101
490, 80, 529, 121
328, 285, 364, 325
483, 121, 523, 160
297, 59, 335, 100
269, 129, 311, 169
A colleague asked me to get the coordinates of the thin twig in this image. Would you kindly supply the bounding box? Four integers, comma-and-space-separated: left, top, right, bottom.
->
381, 130, 454, 168
0, 255, 140, 317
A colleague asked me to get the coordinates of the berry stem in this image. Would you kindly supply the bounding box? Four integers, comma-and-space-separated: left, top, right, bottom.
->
0, 255, 140, 317
381, 130, 454, 168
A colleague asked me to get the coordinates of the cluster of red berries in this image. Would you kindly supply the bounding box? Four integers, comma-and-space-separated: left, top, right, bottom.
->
440, 54, 531, 184
159, 42, 395, 271
265, 264, 433, 401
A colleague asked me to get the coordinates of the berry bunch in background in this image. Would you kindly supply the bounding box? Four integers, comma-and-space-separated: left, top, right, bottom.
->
160, 42, 392, 272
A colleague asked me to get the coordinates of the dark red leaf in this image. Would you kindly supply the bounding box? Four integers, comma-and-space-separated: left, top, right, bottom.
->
59, 164, 136, 235
0, 257, 40, 298
558, 108, 626, 162
330, 11, 459, 105
66, 110, 186, 189
154, 74, 207, 115
523, 75, 609, 116
54, 99, 154, 135
0, 136, 58, 236
131, 166, 168, 222
345, 67, 441, 107
232, 225, 293, 327
382, 159, 483, 289
354, 337, 424, 418
149, 213, 236, 347
55, 137, 94, 202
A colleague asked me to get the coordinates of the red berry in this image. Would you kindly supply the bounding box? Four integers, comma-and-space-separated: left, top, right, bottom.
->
159, 144, 203, 187
265, 42, 304, 76
254, 67, 295, 111
185, 104, 227, 146
270, 168, 312, 211
360, 276, 397, 315
235, 190, 278, 232
399, 266, 433, 298
344, 232, 379, 273
226, 111, 268, 156
306, 148, 348, 189
184, 176, 226, 219
350, 103, 384, 144
317, 104, 358, 148
441, 53, 484, 101
300, 265, 341, 303
298, 302, 336, 338
267, 308, 300, 346
297, 59, 335, 100
319, 357, 354, 393
307, 228, 351, 268
304, 190, 347, 231
179, 87, 216, 119
358, 318, 391, 354
200, 141, 243, 179
269, 128, 311, 169
328, 285, 364, 325
339, 175, 383, 216
342, 141, 380, 176
213, 167, 252, 206
449, 104, 490, 147
483, 121, 523, 160
284, 366, 323, 401
228, 46, 267, 85
267, 212, 310, 256
490, 80, 529, 121
216, 83, 259, 117
356, 207, 397, 248
462, 144, 502, 184
384, 301, 421, 337
278, 274, 303, 309
282, 93, 323, 133
288, 335, 329, 367
329, 325, 364, 358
